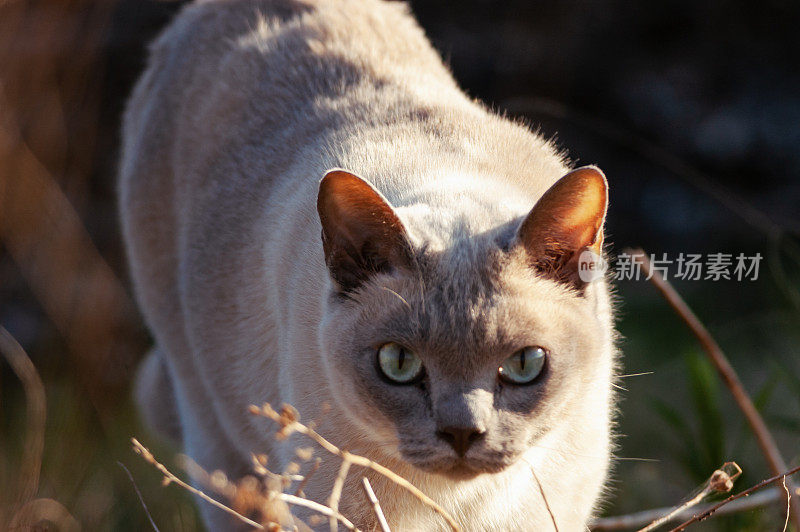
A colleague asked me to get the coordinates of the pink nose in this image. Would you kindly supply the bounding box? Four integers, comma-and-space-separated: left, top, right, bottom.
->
436, 426, 485, 457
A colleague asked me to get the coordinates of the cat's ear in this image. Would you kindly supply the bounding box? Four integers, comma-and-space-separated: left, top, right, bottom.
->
514, 166, 608, 287
317, 169, 413, 294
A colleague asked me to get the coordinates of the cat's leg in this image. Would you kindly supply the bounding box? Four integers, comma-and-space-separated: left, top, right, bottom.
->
134, 346, 183, 445
136, 347, 255, 529
173, 376, 257, 531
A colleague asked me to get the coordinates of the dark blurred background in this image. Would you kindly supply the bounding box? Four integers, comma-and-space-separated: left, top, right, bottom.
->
1, 0, 798, 530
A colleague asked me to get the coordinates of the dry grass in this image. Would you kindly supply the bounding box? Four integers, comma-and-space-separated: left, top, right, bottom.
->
131, 402, 462, 532
130, 401, 798, 532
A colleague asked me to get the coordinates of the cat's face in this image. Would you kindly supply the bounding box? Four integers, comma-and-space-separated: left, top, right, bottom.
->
316, 167, 609, 477
320, 245, 608, 477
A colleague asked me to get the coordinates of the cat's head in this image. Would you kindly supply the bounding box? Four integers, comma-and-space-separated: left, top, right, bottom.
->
316, 167, 611, 478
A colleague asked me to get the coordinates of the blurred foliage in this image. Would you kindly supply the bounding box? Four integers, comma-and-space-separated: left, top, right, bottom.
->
0, 348, 202, 530
650, 353, 726, 485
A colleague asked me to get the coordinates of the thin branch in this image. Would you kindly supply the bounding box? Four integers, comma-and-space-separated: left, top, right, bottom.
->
0, 326, 46, 510
131, 438, 265, 530
638, 491, 710, 531
118, 461, 160, 532
591, 487, 783, 531
638, 463, 740, 532
184, 454, 354, 531
251, 403, 461, 531
133, 438, 360, 531
250, 453, 302, 488
294, 458, 321, 497
361, 477, 391, 532
277, 493, 359, 531
781, 477, 790, 532
629, 249, 800, 530
668, 464, 800, 531
328, 456, 352, 532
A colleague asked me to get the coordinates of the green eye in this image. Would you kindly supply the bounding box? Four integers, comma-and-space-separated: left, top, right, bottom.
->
377, 342, 423, 384
499, 346, 547, 384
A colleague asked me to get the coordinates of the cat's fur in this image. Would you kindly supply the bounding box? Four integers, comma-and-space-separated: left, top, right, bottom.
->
119, 0, 617, 530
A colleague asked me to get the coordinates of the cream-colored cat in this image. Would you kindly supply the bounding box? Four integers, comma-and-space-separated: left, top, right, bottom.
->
120, 0, 617, 530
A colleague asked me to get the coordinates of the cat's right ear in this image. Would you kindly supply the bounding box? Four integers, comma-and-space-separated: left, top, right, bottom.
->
317, 169, 413, 294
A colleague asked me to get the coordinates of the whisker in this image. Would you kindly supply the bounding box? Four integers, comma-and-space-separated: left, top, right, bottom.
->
381, 286, 412, 311
611, 455, 659, 462
611, 383, 628, 392
530, 443, 659, 463
616, 371, 654, 378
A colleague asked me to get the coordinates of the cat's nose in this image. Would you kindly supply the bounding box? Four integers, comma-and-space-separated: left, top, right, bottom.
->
436, 425, 485, 457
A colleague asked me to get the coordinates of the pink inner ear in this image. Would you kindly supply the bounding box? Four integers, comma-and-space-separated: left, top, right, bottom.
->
519, 166, 608, 258
317, 169, 412, 290
556, 178, 607, 250
318, 169, 406, 242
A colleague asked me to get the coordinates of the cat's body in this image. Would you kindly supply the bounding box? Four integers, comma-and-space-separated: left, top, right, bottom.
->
120, 0, 617, 530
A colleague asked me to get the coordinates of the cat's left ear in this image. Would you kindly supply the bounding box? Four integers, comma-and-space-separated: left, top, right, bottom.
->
514, 166, 608, 286
317, 169, 413, 294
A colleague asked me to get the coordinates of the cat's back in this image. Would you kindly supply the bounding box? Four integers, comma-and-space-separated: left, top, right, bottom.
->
119, 0, 464, 241
128, 0, 458, 162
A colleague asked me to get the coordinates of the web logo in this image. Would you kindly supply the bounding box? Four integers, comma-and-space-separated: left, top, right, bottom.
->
577, 249, 608, 283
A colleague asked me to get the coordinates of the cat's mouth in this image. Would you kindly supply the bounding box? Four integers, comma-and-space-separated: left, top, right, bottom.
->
398, 436, 523, 478
440, 461, 486, 480
403, 453, 515, 479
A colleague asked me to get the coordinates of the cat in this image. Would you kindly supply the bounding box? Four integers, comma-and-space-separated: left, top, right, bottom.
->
119, 0, 617, 530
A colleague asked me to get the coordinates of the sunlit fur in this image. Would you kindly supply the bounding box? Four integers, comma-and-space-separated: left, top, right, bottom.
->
119, 0, 617, 530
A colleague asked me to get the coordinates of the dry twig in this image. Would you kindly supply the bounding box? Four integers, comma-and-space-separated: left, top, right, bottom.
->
295, 458, 321, 497
279, 493, 358, 531
250, 403, 461, 531
638, 463, 740, 532
361, 478, 391, 532
0, 326, 46, 512
781, 477, 790, 532
132, 438, 360, 531
630, 249, 800, 530
328, 456, 352, 532
181, 453, 355, 531
591, 487, 784, 530
668, 464, 800, 531
131, 438, 265, 530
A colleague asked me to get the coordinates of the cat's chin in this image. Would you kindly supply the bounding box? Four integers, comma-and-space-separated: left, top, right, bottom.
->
438, 462, 485, 480
409, 457, 513, 480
